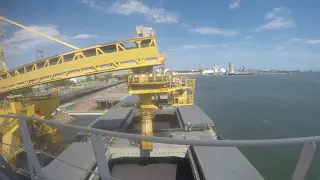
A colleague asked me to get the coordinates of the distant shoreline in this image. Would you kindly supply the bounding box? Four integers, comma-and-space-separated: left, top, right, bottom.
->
253, 72, 291, 75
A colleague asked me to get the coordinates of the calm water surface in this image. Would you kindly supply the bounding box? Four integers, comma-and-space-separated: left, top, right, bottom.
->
195, 73, 320, 180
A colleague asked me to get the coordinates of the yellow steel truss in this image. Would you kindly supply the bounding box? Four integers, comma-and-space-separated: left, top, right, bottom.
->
0, 37, 163, 93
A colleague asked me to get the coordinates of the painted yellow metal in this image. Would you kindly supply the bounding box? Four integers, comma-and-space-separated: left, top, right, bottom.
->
170, 78, 195, 106
30, 96, 60, 117
0, 19, 165, 153
127, 72, 195, 150
0, 17, 194, 153
0, 16, 79, 50
140, 95, 157, 150
170, 92, 194, 106
0, 100, 36, 160
127, 73, 195, 95
0, 95, 60, 160
0, 37, 163, 93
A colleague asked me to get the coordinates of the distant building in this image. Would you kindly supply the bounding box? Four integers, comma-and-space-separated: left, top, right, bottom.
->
229, 63, 235, 73
212, 65, 227, 73
219, 68, 227, 73
202, 69, 215, 75
176, 70, 200, 75
70, 76, 87, 83
212, 66, 219, 72
155, 68, 174, 74
32, 84, 50, 92
201, 65, 227, 75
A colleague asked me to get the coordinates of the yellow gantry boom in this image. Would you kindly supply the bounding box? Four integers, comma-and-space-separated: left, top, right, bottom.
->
0, 30, 166, 153
0, 37, 163, 93
0, 17, 192, 153
0, 16, 79, 50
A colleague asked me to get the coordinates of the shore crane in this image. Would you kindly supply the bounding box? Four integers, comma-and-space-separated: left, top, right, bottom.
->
0, 17, 195, 160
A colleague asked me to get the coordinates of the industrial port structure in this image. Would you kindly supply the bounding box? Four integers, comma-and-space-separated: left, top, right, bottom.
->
0, 16, 317, 180
0, 16, 195, 160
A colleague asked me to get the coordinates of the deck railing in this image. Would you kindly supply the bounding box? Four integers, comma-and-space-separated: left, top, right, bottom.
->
0, 114, 319, 180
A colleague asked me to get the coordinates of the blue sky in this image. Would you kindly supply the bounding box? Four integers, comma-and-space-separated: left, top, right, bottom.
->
1, 0, 320, 70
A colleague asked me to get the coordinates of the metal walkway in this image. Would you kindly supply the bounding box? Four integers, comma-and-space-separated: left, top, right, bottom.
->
0, 114, 318, 180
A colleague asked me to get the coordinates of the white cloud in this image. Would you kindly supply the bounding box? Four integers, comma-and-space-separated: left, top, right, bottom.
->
284, 38, 320, 45
80, 0, 105, 11
259, 7, 295, 30
3, 25, 59, 55
70, 34, 97, 40
2, 25, 96, 56
245, 36, 253, 39
305, 39, 320, 44
276, 44, 283, 50
190, 27, 238, 36
260, 18, 295, 30
284, 38, 302, 44
81, 0, 179, 24
265, 7, 289, 19
229, 0, 240, 10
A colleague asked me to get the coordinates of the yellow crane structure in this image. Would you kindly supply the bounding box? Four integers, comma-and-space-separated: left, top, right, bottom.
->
0, 16, 195, 158
0, 95, 59, 160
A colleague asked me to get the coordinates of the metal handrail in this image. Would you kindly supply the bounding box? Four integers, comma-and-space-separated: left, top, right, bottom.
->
0, 114, 318, 180
0, 142, 120, 180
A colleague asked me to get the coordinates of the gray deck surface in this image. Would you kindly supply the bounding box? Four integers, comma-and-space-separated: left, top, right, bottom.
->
93, 107, 133, 130
101, 107, 133, 120
121, 95, 139, 107
44, 142, 95, 180
193, 146, 264, 180
178, 105, 213, 125
171, 122, 264, 180
111, 164, 177, 180
93, 93, 128, 102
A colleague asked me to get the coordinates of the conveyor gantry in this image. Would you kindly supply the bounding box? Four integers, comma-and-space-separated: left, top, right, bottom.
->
0, 36, 163, 93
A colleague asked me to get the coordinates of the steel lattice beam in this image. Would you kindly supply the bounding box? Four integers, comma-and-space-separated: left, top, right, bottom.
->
0, 37, 163, 93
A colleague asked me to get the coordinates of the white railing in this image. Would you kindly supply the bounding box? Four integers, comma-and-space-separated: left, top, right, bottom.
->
0, 114, 319, 180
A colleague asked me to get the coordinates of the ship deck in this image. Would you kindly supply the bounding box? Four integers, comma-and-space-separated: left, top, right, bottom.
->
43, 105, 264, 180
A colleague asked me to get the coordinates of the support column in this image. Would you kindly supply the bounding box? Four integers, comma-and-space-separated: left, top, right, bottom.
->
91, 134, 111, 180
18, 120, 46, 180
291, 142, 316, 180
139, 94, 157, 151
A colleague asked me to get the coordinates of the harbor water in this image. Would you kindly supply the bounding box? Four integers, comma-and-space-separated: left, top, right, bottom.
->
195, 73, 320, 180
